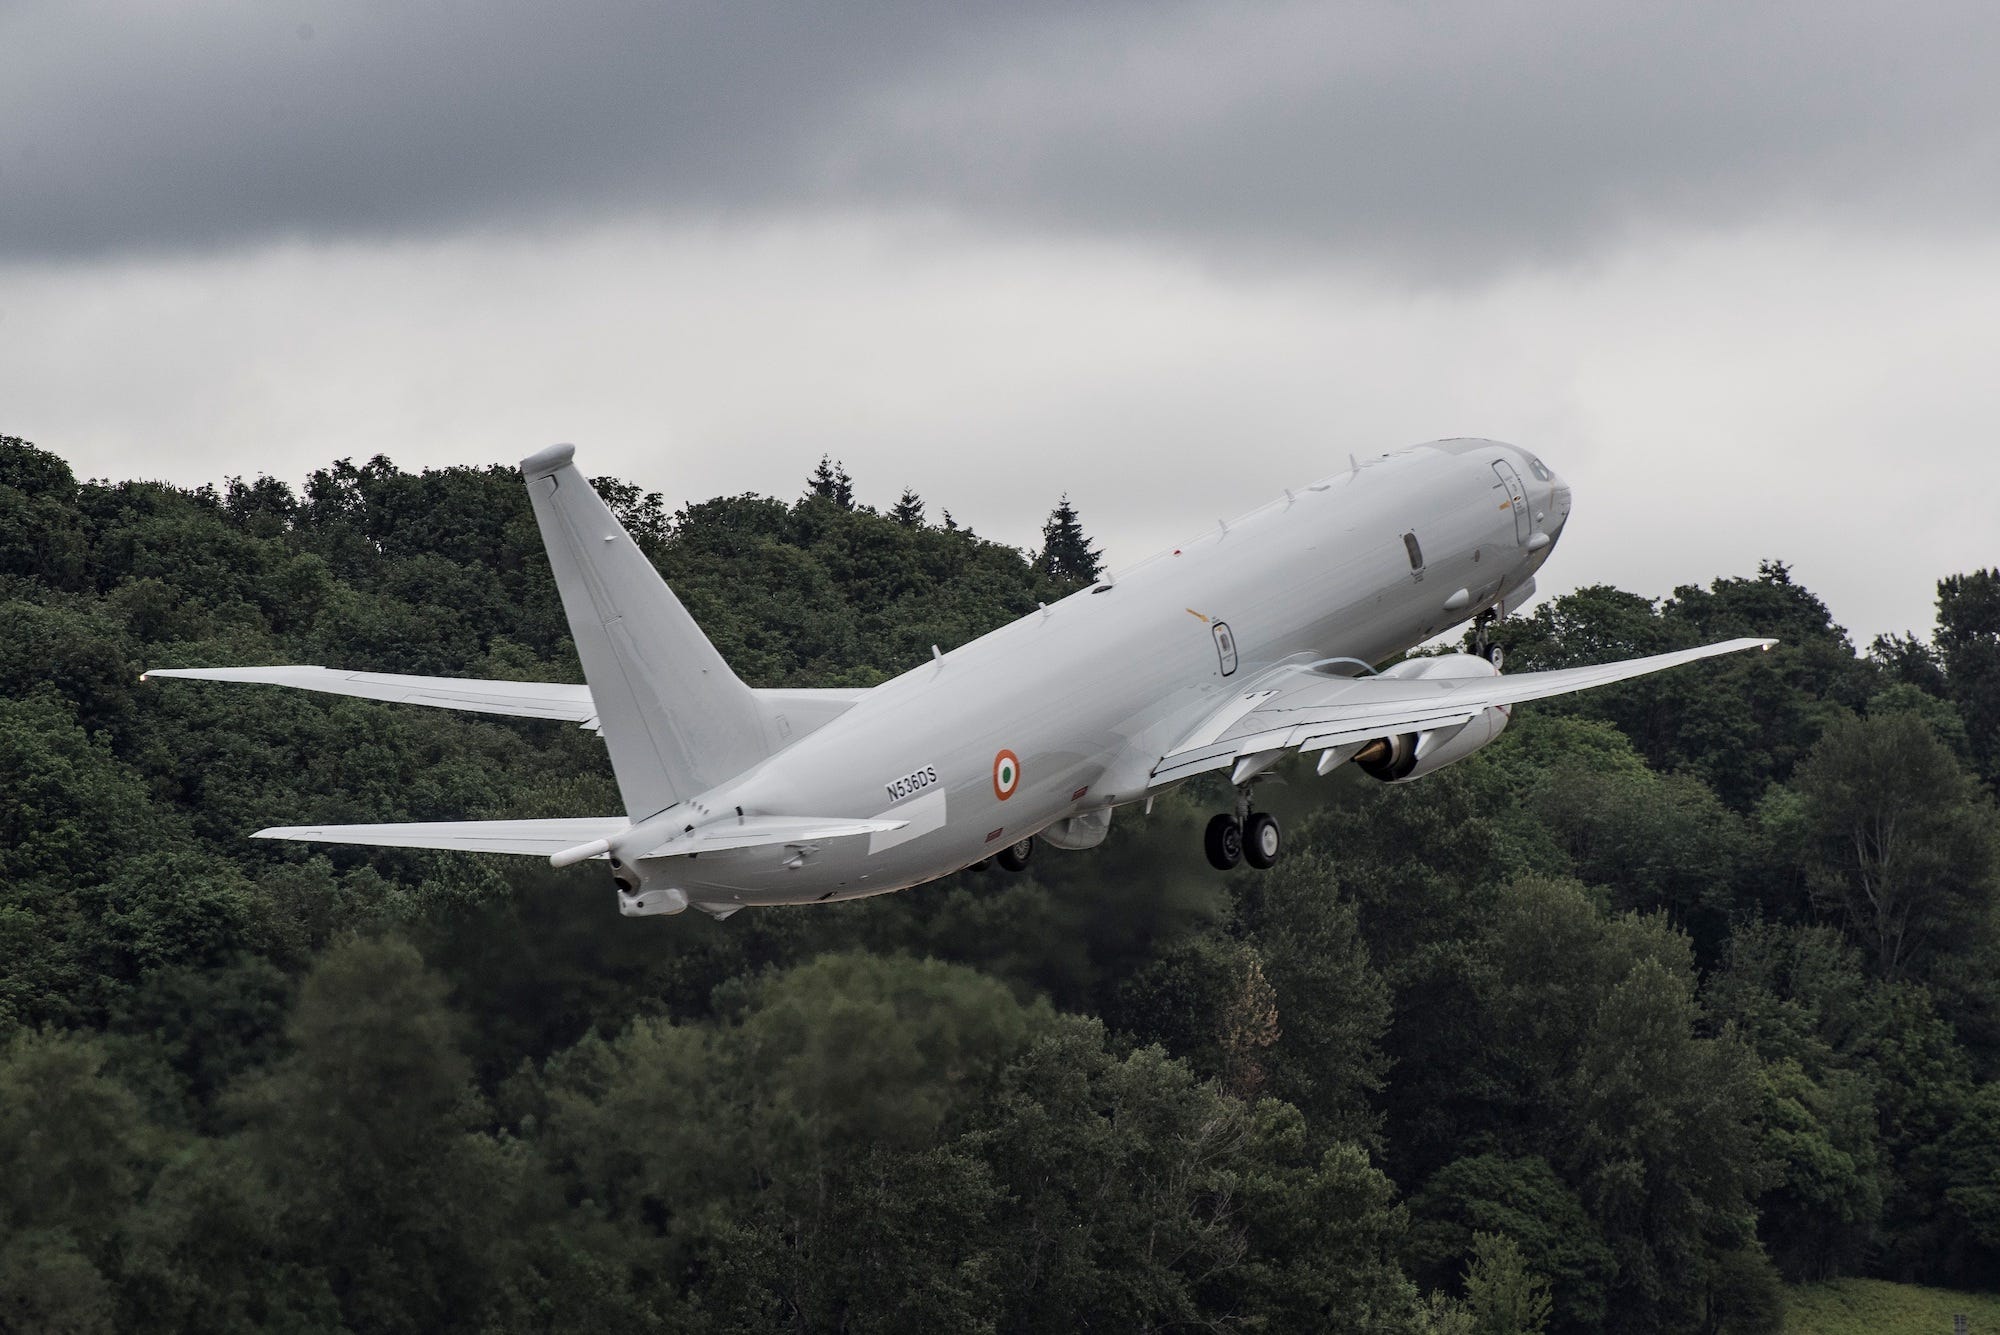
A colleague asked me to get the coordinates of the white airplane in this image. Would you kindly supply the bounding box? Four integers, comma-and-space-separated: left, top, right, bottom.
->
146, 439, 1772, 919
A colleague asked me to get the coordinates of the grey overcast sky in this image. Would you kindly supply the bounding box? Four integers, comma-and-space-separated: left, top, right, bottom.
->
3, 1, 1996, 646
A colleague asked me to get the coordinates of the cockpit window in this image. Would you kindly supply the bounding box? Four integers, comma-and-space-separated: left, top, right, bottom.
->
1526, 457, 1552, 482
1403, 532, 1424, 570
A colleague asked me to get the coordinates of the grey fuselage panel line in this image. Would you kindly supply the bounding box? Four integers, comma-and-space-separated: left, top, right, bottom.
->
148, 437, 1777, 918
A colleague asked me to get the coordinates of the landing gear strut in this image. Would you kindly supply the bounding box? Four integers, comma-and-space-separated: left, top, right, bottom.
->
1474, 610, 1505, 669
1205, 787, 1283, 871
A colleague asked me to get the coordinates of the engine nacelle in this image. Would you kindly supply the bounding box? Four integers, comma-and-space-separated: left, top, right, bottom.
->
1353, 653, 1510, 784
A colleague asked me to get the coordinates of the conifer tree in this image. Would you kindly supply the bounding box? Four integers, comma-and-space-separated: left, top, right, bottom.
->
891, 487, 925, 528
807, 455, 855, 509
1036, 494, 1102, 583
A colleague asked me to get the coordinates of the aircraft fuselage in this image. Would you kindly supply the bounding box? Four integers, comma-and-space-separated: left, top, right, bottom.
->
622, 438, 1571, 911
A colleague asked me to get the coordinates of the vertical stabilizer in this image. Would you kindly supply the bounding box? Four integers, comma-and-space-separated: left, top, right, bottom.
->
520, 444, 770, 819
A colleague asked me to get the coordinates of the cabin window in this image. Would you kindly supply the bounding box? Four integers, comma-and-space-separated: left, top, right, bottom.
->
1403, 531, 1424, 570
1212, 621, 1238, 676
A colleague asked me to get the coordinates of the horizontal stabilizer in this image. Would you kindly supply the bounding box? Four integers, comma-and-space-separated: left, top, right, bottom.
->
251, 814, 905, 862
254, 817, 630, 856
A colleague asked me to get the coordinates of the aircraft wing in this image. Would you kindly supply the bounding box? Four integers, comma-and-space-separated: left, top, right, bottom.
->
142, 666, 872, 735
143, 666, 596, 723
1151, 637, 1777, 785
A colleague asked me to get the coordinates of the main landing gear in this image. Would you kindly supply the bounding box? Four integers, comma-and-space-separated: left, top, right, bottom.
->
1204, 789, 1282, 871
1474, 610, 1505, 670
997, 835, 1035, 873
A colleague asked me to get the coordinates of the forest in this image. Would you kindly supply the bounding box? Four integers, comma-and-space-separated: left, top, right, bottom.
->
2, 431, 1997, 1334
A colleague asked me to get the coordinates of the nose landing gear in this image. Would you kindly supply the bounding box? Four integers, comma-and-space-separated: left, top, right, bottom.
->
1204, 789, 1283, 871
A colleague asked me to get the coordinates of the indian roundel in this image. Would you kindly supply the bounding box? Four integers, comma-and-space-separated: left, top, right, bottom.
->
992, 749, 1021, 801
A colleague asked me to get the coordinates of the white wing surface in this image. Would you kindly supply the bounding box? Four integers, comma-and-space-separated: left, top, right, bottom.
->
1151, 637, 1777, 785
254, 817, 631, 855
143, 666, 596, 722
252, 814, 906, 860
142, 666, 873, 736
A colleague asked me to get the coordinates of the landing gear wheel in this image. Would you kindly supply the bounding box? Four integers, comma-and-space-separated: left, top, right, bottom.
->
1244, 812, 1282, 869
997, 836, 1035, 872
1204, 814, 1244, 871
1473, 610, 1504, 669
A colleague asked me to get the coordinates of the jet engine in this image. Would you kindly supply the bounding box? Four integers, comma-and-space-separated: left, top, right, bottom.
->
1351, 653, 1509, 784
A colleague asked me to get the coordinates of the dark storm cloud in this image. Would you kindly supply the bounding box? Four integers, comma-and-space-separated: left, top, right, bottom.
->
4, 1, 1997, 274
0, 0, 1046, 256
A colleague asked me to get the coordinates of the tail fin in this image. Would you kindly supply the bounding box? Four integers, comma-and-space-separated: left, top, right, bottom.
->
520, 444, 770, 819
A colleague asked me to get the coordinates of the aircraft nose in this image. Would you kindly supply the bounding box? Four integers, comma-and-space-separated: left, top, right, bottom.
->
1517, 448, 1570, 540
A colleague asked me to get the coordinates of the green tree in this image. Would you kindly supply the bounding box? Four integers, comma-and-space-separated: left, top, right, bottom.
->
1936, 1081, 2000, 1274
1406, 1155, 1613, 1334
1034, 493, 1101, 584
891, 486, 925, 527
1935, 569, 2000, 783
0, 1031, 157, 1335
205, 936, 522, 1335
974, 1020, 1417, 1330
1792, 712, 1999, 981
1461, 1231, 1552, 1335
0, 435, 90, 591
806, 454, 855, 509
1749, 1058, 1882, 1281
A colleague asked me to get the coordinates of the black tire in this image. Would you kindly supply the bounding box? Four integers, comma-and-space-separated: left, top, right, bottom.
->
1244, 812, 1282, 869
1204, 814, 1243, 871
997, 836, 1035, 872
1482, 641, 1505, 670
